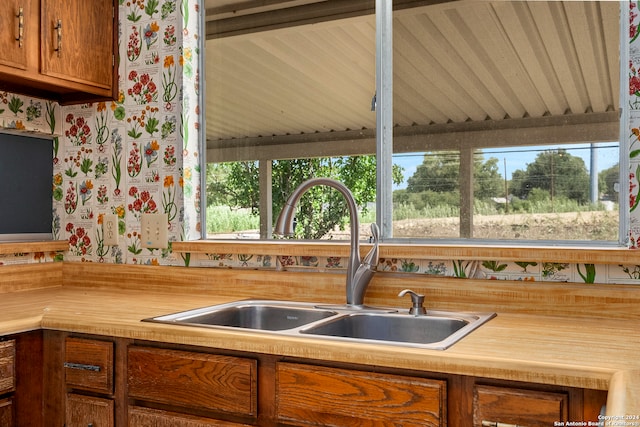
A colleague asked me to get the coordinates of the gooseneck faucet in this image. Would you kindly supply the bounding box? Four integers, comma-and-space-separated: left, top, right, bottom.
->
274, 178, 380, 307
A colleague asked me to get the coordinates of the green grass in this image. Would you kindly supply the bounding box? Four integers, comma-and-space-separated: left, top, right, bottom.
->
206, 206, 259, 234
391, 198, 614, 221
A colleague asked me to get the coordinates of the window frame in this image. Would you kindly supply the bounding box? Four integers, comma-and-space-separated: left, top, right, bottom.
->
201, 1, 628, 247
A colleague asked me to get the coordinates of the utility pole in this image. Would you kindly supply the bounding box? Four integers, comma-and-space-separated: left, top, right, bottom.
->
504, 157, 509, 213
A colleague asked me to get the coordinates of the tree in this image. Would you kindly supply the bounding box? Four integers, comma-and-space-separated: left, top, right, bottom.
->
406, 151, 458, 193
510, 150, 590, 203
206, 162, 259, 211
405, 151, 503, 199
599, 163, 619, 199
207, 156, 403, 239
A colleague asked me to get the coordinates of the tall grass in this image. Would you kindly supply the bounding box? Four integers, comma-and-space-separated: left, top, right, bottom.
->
207, 206, 259, 234
207, 199, 618, 237
392, 198, 615, 221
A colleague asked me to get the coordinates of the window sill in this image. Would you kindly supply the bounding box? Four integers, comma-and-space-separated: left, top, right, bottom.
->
172, 240, 638, 265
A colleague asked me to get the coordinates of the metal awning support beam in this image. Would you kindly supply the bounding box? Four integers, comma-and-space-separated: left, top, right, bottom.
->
207, 112, 619, 163
376, 0, 393, 239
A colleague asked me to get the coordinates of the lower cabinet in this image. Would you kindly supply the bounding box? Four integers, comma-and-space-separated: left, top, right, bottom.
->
66, 394, 114, 427
474, 384, 568, 427
0, 340, 14, 427
63, 337, 115, 427
128, 346, 257, 425
276, 362, 446, 426
39, 333, 607, 427
128, 406, 253, 427
2, 333, 44, 427
0, 398, 12, 427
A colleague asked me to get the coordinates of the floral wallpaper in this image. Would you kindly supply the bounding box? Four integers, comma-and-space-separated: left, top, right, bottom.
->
2, 1, 640, 285
56, 0, 201, 265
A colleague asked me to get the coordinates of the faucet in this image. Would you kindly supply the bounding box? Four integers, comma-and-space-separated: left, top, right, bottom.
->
274, 178, 380, 307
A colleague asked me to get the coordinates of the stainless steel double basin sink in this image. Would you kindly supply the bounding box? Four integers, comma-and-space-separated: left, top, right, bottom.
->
145, 300, 496, 350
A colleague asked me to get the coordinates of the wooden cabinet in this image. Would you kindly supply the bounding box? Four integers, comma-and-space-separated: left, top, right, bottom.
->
0, 332, 43, 427
0, 341, 15, 396
64, 337, 114, 394
473, 384, 568, 427
0, 1, 30, 71
0, 399, 12, 427
42, 333, 607, 427
64, 337, 114, 427
276, 362, 446, 426
127, 346, 257, 422
0, 340, 15, 427
129, 406, 253, 427
66, 394, 113, 427
0, 0, 117, 104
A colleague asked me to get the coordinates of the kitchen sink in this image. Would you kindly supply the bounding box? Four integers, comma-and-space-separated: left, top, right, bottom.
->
144, 300, 495, 350
300, 311, 493, 350
145, 300, 337, 331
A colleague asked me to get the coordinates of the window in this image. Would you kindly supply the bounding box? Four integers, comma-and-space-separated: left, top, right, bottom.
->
205, 1, 623, 244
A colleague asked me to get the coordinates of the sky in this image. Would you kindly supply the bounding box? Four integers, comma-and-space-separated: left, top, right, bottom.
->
392, 143, 620, 190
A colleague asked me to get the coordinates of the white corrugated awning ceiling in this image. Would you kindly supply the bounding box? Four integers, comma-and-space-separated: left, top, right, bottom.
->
204, 0, 620, 161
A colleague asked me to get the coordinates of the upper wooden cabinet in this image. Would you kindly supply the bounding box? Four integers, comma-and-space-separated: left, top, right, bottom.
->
0, 0, 117, 104
0, 1, 29, 71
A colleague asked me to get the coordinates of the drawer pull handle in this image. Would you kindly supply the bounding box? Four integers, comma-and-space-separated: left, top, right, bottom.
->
16, 7, 24, 48
482, 421, 526, 427
64, 362, 101, 372
54, 19, 62, 57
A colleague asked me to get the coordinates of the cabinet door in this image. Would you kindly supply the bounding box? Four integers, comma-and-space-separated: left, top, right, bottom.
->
128, 346, 257, 418
64, 337, 114, 394
0, 1, 30, 70
40, 0, 114, 92
0, 398, 12, 427
66, 394, 113, 427
0, 341, 15, 395
474, 384, 568, 427
276, 362, 446, 427
128, 406, 253, 427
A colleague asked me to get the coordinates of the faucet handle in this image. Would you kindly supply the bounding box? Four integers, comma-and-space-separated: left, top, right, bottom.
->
398, 289, 427, 315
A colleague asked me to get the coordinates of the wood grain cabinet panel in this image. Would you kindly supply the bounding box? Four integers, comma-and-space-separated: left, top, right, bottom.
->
64, 337, 114, 394
40, 0, 114, 91
473, 384, 568, 427
0, 341, 15, 395
0, 0, 117, 103
276, 362, 446, 427
0, 398, 12, 427
128, 406, 254, 427
0, 1, 30, 70
66, 394, 113, 427
127, 346, 257, 418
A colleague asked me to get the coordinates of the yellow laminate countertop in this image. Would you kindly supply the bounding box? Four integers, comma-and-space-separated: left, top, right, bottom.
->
1, 284, 638, 416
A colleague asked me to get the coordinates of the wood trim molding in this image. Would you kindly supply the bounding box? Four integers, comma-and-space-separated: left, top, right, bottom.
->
172, 240, 640, 265
0, 241, 68, 255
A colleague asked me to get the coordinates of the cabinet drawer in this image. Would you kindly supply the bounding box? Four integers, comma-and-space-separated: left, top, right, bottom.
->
128, 346, 257, 417
474, 384, 568, 427
128, 406, 254, 427
0, 341, 15, 395
276, 362, 446, 427
66, 394, 113, 427
64, 337, 114, 394
0, 398, 12, 427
